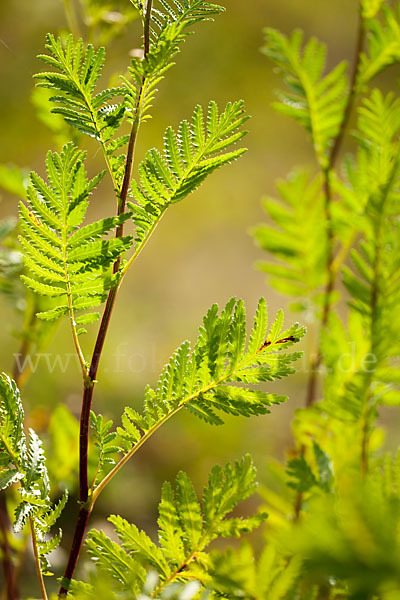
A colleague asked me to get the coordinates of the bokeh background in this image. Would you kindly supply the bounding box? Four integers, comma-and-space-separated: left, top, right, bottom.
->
0, 0, 393, 594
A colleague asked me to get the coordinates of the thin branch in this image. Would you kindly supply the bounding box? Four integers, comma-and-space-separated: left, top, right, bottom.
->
359, 168, 388, 477
59, 335, 261, 595
293, 488, 303, 522
63, 212, 89, 383
12, 334, 32, 389
151, 550, 198, 598
328, 6, 365, 169
62, 0, 81, 39
143, 0, 153, 56
361, 415, 369, 476
77, 0, 153, 504
58, 508, 91, 598
59, 1, 154, 594
91, 404, 181, 505
305, 6, 365, 407
92, 357, 254, 502
29, 518, 48, 600
67, 299, 89, 383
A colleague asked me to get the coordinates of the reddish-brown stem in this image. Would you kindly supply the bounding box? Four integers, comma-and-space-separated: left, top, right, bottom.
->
143, 0, 152, 56
115, 98, 141, 245
361, 418, 369, 476
305, 170, 335, 407
78, 285, 118, 501
329, 7, 365, 169
59, 2, 153, 595
305, 7, 365, 407
293, 489, 303, 522
58, 508, 91, 597
295, 8, 366, 522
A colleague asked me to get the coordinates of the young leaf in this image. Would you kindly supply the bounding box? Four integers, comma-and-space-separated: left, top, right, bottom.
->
128, 100, 248, 253
123, 0, 224, 126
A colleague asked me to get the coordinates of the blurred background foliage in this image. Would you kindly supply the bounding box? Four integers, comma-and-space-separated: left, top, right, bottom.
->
1, 0, 400, 594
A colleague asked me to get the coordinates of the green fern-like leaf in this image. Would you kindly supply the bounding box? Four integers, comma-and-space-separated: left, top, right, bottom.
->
35, 36, 124, 141
124, 0, 224, 124
286, 442, 333, 495
86, 456, 265, 594
284, 453, 400, 599
359, 4, 400, 85
0, 373, 25, 485
19, 143, 133, 326
89, 412, 119, 487
0, 374, 67, 574
111, 298, 304, 473
34, 3, 225, 188
128, 100, 248, 251
320, 312, 369, 422
206, 543, 303, 600
361, 0, 386, 19
24, 429, 49, 493
262, 28, 348, 168
252, 169, 327, 312
34, 33, 130, 187
330, 91, 400, 413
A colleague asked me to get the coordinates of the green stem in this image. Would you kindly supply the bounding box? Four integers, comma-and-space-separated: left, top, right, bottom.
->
29, 518, 48, 600
151, 550, 198, 598
61, 181, 89, 382
91, 404, 181, 505
91, 345, 268, 504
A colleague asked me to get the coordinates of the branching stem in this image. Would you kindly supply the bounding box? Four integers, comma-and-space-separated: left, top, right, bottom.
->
305, 6, 365, 407
59, 2, 154, 594
91, 360, 250, 504
295, 5, 366, 521
359, 163, 391, 476
58, 323, 270, 594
